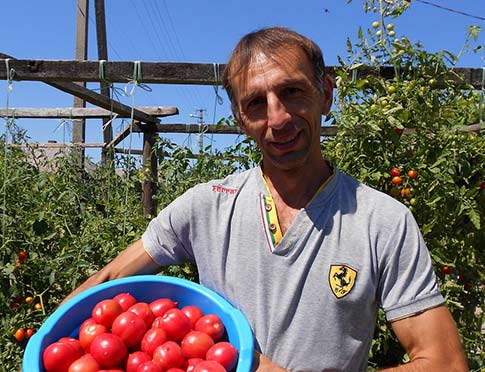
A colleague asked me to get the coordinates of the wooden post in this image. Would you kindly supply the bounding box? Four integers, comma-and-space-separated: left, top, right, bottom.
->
95, 0, 113, 164
73, 0, 89, 165
142, 124, 158, 217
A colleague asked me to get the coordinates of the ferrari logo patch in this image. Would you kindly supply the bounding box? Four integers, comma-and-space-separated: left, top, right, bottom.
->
329, 264, 358, 299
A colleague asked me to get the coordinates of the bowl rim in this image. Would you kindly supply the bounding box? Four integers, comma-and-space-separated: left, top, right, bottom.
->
23, 275, 254, 372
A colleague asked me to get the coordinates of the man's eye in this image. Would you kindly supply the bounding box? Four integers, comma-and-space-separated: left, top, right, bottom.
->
285, 87, 302, 95
247, 97, 264, 108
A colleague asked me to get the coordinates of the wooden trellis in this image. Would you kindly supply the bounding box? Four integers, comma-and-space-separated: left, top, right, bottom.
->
1, 54, 483, 215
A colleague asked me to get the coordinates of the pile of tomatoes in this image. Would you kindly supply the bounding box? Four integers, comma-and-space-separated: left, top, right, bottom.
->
42, 292, 239, 372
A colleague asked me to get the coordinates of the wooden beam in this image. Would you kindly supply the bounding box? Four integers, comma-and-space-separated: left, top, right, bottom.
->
7, 142, 106, 148
95, 0, 113, 162
73, 0, 89, 158
0, 106, 178, 119
0, 56, 483, 88
48, 80, 163, 124
129, 123, 339, 136
0, 53, 168, 125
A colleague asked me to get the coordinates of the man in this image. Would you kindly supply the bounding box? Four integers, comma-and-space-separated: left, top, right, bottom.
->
66, 27, 468, 371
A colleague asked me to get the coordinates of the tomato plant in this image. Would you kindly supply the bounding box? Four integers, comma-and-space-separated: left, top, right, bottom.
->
327, 2, 484, 369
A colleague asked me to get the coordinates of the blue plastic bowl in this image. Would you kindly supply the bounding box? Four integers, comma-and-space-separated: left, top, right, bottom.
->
23, 275, 253, 372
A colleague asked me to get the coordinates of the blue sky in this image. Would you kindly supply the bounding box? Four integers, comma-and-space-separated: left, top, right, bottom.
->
1, 0, 484, 161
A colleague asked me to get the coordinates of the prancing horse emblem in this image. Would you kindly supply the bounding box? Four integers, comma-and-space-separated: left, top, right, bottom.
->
329, 264, 358, 299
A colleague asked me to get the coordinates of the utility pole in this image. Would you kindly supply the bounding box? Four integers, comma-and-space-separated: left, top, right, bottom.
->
190, 109, 205, 154
73, 0, 89, 166
94, 0, 113, 165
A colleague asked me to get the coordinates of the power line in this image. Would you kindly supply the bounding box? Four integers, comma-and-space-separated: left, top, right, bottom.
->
414, 0, 485, 21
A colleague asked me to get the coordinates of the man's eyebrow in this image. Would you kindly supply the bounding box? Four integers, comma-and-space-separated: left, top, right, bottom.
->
240, 77, 312, 103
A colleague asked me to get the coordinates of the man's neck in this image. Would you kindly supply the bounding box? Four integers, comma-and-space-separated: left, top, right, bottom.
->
262, 158, 333, 209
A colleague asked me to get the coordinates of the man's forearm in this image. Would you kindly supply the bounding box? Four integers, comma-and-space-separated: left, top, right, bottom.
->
377, 358, 468, 372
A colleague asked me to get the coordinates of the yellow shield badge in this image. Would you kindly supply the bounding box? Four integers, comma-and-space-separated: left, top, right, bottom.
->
329, 264, 358, 299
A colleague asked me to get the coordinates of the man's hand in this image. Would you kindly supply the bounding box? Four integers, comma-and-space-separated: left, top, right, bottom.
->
252, 351, 289, 372
378, 305, 468, 372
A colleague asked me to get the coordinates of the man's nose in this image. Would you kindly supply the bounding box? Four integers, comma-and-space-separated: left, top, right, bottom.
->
266, 94, 291, 129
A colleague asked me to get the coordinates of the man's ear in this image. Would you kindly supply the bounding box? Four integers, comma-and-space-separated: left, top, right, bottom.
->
321, 74, 334, 115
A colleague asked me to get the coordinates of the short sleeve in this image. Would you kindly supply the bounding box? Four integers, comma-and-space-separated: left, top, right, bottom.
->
378, 210, 444, 321
142, 189, 196, 266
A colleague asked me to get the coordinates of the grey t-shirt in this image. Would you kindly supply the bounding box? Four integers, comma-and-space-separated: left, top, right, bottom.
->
142, 167, 444, 372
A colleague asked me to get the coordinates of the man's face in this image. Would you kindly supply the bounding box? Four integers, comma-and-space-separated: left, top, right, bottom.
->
232, 47, 333, 172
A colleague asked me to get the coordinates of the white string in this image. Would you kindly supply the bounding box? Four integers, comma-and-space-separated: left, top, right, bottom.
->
210, 63, 224, 153
2, 59, 15, 249
479, 67, 484, 126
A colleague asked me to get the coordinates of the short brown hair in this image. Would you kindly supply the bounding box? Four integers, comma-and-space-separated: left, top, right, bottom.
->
222, 27, 326, 113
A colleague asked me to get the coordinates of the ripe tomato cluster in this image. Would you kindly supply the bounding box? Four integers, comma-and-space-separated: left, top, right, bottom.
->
14, 327, 35, 342
388, 167, 418, 202
42, 293, 239, 372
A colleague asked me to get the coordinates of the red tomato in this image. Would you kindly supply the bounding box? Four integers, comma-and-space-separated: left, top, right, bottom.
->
129, 302, 155, 328
195, 314, 225, 342
166, 368, 185, 372
90, 333, 127, 368
400, 188, 411, 197
141, 327, 168, 356
391, 176, 403, 186
113, 292, 138, 311
149, 298, 178, 317
67, 353, 101, 372
390, 167, 401, 177
136, 360, 164, 372
441, 266, 452, 275
18, 250, 27, 264
92, 299, 123, 329
57, 337, 84, 356
25, 327, 35, 339
206, 342, 238, 371
181, 330, 214, 359
13, 328, 25, 342
186, 358, 204, 372
111, 311, 147, 348
152, 341, 185, 370
43, 341, 84, 372
392, 127, 403, 136
181, 305, 204, 329
160, 308, 192, 341
125, 351, 152, 372
151, 316, 164, 329
407, 169, 418, 179
79, 320, 107, 352
192, 360, 227, 372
